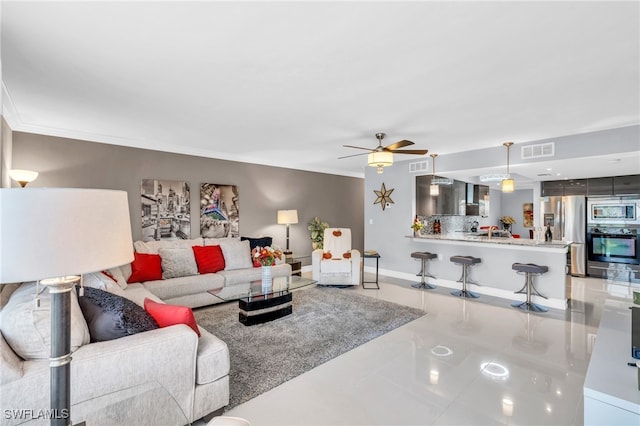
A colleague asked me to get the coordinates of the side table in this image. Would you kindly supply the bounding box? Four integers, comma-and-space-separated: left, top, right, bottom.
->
362, 251, 380, 289
286, 257, 302, 276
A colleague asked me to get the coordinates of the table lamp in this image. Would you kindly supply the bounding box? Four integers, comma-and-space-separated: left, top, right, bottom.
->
0, 188, 134, 426
277, 209, 298, 255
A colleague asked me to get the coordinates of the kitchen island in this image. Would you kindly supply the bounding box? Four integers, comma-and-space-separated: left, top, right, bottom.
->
409, 233, 570, 310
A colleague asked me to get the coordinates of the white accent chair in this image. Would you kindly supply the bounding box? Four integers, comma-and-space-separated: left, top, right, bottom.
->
312, 228, 361, 286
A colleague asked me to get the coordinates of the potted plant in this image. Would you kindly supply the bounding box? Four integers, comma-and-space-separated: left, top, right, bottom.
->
308, 217, 329, 249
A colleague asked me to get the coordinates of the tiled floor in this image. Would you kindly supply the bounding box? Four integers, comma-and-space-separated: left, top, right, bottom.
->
217, 273, 637, 425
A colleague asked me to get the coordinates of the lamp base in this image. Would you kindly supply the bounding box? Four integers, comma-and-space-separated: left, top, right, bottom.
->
41, 276, 79, 426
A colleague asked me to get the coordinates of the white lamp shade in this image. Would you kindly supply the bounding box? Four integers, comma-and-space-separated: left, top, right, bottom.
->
8, 169, 39, 185
0, 188, 134, 283
501, 178, 515, 193
368, 151, 393, 168
277, 209, 298, 225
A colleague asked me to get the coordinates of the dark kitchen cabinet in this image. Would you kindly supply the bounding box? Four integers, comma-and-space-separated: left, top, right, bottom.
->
416, 176, 466, 216
613, 175, 640, 195
587, 177, 614, 196
541, 181, 564, 196
563, 179, 588, 195
465, 184, 490, 216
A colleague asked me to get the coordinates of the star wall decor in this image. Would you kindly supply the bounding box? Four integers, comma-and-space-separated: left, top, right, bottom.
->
373, 183, 394, 211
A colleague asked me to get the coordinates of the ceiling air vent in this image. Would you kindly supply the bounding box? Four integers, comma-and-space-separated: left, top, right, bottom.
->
409, 160, 429, 173
521, 142, 555, 159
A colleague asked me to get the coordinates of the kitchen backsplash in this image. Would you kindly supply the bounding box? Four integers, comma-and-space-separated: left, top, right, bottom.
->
416, 215, 481, 235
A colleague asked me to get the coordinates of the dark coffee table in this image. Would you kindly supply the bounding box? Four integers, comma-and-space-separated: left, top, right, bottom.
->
208, 276, 316, 326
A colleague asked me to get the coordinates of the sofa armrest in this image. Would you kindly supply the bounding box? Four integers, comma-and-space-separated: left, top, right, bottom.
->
350, 249, 361, 285
1, 326, 199, 425
311, 249, 323, 281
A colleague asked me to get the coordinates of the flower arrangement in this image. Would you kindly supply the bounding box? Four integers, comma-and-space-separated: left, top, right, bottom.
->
251, 245, 283, 266
411, 216, 424, 232
500, 216, 516, 225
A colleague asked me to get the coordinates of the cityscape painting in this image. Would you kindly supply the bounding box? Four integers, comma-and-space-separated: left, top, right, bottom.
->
200, 183, 239, 238
141, 179, 191, 241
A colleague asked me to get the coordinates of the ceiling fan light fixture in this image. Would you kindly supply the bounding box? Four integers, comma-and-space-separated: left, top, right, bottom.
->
368, 151, 393, 174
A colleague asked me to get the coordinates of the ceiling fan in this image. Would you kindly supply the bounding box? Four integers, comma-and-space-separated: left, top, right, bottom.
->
339, 132, 429, 174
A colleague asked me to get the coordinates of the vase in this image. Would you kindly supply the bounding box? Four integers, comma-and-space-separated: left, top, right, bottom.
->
261, 265, 272, 289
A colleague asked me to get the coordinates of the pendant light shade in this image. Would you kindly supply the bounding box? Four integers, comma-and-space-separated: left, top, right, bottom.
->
501, 142, 514, 193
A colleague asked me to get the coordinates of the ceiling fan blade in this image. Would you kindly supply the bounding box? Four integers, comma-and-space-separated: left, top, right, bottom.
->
384, 140, 414, 151
338, 152, 370, 159
392, 149, 429, 155
343, 144, 375, 152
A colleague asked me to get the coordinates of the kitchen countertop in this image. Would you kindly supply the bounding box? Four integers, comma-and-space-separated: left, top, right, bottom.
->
410, 233, 571, 248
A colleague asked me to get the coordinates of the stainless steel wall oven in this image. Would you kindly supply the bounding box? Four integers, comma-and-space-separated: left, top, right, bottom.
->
586, 226, 640, 282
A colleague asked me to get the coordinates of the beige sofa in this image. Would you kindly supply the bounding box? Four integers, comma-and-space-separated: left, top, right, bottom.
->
0, 237, 291, 425
129, 237, 291, 307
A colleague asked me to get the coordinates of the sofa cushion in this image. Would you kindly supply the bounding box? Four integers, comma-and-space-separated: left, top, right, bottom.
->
82, 271, 122, 293
134, 238, 204, 254
218, 239, 253, 271
103, 267, 129, 289
240, 236, 273, 250
78, 287, 159, 343
195, 329, 230, 385
158, 247, 198, 279
128, 252, 163, 283
321, 259, 352, 273
144, 298, 200, 336
192, 245, 225, 274
0, 282, 90, 360
142, 274, 225, 301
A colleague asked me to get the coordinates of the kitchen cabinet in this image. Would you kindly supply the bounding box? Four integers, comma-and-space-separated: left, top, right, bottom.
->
465, 184, 490, 216
563, 179, 588, 195
416, 176, 466, 216
613, 175, 640, 195
587, 177, 613, 196
541, 181, 565, 196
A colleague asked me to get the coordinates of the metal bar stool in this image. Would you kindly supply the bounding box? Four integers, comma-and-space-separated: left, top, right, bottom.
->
450, 255, 481, 298
410, 251, 437, 290
511, 263, 549, 313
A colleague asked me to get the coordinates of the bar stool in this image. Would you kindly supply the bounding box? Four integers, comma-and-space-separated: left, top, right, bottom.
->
511, 263, 549, 313
450, 255, 481, 298
411, 251, 437, 290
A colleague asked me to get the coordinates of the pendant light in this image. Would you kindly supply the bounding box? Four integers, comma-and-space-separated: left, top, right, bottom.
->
501, 142, 514, 193
430, 154, 439, 196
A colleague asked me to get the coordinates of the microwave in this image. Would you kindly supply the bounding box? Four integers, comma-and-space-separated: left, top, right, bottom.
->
588, 199, 639, 225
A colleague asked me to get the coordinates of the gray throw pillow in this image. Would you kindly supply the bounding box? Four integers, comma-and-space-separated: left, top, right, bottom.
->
158, 247, 198, 279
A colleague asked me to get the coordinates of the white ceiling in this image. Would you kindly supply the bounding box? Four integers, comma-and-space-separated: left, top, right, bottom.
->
2, 1, 639, 181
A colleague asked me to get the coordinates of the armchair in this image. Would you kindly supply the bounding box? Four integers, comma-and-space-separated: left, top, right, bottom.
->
312, 228, 361, 286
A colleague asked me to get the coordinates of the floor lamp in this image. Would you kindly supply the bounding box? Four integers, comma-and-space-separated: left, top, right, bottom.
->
0, 188, 134, 426
277, 209, 298, 255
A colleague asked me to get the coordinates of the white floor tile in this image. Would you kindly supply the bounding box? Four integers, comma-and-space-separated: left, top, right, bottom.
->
221, 273, 635, 426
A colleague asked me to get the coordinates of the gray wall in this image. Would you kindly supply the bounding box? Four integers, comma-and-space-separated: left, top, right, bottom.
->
499, 189, 533, 237
11, 132, 364, 258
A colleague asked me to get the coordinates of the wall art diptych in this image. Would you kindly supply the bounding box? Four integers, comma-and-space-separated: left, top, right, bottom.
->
200, 183, 239, 238
141, 179, 191, 241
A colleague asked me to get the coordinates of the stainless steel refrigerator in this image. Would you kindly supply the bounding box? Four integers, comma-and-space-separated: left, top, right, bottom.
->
540, 195, 586, 276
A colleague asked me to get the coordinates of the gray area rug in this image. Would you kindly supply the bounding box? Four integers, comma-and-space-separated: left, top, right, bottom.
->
194, 286, 425, 409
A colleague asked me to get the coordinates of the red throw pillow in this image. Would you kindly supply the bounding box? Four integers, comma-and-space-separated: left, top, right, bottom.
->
144, 298, 200, 337
192, 245, 225, 274
127, 252, 163, 283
